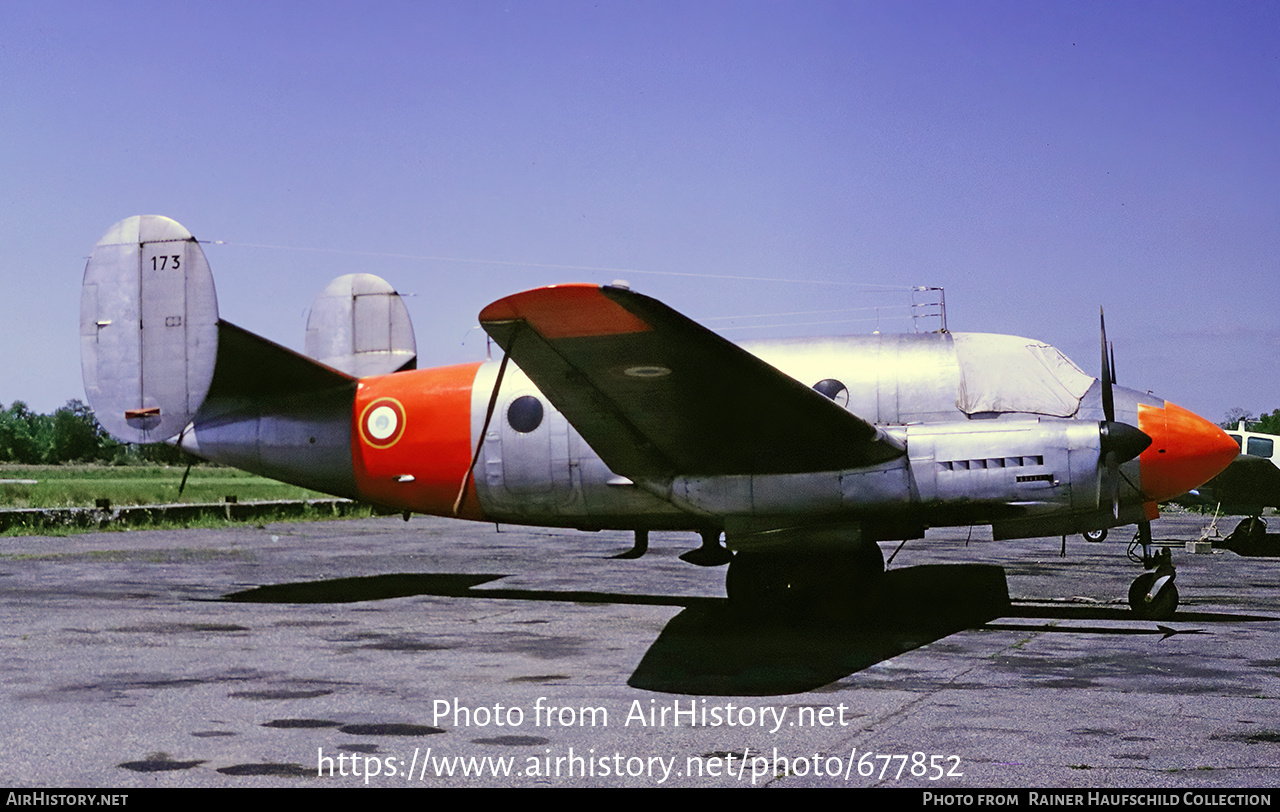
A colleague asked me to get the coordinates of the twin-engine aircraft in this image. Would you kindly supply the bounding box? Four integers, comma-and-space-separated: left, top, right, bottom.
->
80, 216, 1239, 621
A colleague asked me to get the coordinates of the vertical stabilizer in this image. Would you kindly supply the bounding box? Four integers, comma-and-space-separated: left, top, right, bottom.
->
304, 273, 417, 377
80, 215, 219, 443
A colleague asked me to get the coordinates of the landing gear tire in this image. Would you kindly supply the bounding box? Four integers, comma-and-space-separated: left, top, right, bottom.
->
1128, 573, 1178, 620
1082, 528, 1107, 542
1227, 516, 1267, 547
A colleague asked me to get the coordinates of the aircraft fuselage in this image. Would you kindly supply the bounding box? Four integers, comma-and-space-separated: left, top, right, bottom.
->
176, 331, 1224, 546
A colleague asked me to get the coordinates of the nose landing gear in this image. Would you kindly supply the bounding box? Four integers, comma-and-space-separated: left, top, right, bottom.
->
1127, 523, 1178, 620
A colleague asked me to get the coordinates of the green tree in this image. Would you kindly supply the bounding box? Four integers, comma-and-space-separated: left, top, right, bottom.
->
1220, 408, 1280, 436
0, 401, 48, 463
50, 399, 119, 462
1253, 409, 1280, 436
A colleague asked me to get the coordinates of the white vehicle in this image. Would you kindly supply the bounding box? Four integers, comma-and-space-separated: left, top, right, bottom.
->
1226, 422, 1280, 469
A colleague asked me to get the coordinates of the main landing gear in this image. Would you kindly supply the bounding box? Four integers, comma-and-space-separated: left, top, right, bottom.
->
610, 529, 733, 563
725, 540, 884, 621
680, 530, 732, 567
611, 529, 649, 559
1127, 524, 1178, 621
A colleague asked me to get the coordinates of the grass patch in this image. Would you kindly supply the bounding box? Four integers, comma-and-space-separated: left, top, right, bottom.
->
0, 501, 379, 537
0, 464, 381, 536
0, 464, 329, 508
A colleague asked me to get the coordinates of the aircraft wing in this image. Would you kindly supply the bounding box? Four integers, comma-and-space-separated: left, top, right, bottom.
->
478, 284, 905, 478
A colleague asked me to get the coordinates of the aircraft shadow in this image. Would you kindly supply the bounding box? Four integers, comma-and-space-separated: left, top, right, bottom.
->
999, 603, 1276, 624
221, 572, 716, 608
222, 564, 1014, 696
222, 573, 511, 603
627, 564, 1010, 696
218, 565, 1274, 696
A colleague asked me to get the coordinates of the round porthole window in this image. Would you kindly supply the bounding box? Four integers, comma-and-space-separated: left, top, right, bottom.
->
507, 395, 544, 433
813, 378, 849, 408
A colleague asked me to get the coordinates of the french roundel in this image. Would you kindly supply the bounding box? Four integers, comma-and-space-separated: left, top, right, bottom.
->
360, 397, 406, 449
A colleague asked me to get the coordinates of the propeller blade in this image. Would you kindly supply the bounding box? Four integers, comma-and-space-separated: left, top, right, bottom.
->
1100, 308, 1115, 423
1109, 452, 1121, 519
1097, 449, 1120, 517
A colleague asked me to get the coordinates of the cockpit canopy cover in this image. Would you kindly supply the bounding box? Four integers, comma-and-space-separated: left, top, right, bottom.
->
952, 332, 1094, 417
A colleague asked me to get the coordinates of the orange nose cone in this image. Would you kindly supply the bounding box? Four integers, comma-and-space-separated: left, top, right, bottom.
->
1137, 401, 1239, 502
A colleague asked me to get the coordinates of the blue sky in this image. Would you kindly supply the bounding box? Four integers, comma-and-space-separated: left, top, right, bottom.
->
3, 1, 1277, 423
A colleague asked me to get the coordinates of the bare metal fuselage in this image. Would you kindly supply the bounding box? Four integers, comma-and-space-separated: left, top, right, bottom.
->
467, 332, 1152, 543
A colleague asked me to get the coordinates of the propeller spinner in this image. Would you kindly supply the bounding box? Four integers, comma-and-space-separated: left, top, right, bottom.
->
1096, 308, 1153, 518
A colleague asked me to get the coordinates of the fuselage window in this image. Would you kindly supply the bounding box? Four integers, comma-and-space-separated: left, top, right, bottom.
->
507, 395, 544, 434
813, 378, 849, 408
1247, 436, 1274, 459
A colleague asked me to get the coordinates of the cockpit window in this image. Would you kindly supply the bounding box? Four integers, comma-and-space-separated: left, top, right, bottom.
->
1228, 434, 1242, 452
952, 333, 1095, 417
1247, 436, 1274, 459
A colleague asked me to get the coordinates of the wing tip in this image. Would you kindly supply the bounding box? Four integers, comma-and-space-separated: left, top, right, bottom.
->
479, 284, 652, 339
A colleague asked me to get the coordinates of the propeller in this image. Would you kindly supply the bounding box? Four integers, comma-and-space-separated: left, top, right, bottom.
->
1101, 308, 1115, 423
1096, 308, 1152, 519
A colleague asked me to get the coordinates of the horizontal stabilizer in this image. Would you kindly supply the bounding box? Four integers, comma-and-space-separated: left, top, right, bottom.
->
209, 321, 353, 401
478, 284, 905, 478
80, 215, 219, 443
305, 273, 417, 377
